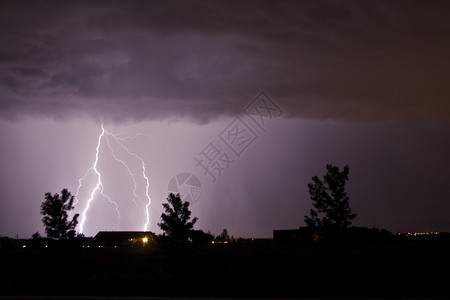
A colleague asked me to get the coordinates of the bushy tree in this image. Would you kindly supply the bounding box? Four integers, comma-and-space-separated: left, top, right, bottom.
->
31, 232, 41, 240
158, 193, 198, 246
217, 228, 230, 243
216, 228, 238, 243
304, 164, 357, 228
40, 188, 79, 239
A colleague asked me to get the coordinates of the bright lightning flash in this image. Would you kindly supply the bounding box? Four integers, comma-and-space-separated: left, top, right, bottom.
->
75, 124, 152, 234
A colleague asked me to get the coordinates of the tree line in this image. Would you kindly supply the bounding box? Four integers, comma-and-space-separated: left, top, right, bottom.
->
39, 164, 356, 246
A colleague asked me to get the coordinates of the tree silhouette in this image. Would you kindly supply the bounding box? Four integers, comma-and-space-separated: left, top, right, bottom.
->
216, 228, 230, 243
304, 164, 357, 228
158, 193, 198, 246
216, 228, 238, 243
40, 188, 79, 239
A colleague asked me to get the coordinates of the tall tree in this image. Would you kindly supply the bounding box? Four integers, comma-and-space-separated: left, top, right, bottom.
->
158, 193, 198, 246
40, 188, 79, 239
304, 164, 357, 228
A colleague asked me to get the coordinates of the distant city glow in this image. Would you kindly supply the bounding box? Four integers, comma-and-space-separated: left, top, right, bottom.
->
404, 232, 439, 236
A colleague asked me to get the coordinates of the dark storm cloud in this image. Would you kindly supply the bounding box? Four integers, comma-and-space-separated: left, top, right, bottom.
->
1, 0, 449, 123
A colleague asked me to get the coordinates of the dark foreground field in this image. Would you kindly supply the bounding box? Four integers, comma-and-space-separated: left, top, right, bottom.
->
1, 239, 450, 298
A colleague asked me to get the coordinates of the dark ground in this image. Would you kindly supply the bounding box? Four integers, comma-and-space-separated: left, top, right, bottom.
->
1, 238, 450, 298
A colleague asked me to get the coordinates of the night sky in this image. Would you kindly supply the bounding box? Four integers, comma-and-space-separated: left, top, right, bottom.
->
1, 0, 449, 238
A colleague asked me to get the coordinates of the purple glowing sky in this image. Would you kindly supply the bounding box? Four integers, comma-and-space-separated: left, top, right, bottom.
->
1, 0, 449, 238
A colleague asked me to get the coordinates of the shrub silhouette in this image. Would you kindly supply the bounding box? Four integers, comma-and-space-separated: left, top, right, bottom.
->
158, 193, 197, 247
40, 188, 79, 239
304, 164, 357, 228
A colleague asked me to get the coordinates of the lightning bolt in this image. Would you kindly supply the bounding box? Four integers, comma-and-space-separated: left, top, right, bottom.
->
75, 124, 152, 234
105, 133, 141, 211
108, 131, 152, 231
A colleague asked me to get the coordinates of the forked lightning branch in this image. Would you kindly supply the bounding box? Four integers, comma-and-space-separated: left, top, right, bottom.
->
74, 124, 152, 234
